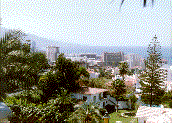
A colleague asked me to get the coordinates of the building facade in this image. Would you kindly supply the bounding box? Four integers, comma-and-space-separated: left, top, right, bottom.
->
124, 53, 145, 70
102, 51, 124, 67
80, 53, 97, 59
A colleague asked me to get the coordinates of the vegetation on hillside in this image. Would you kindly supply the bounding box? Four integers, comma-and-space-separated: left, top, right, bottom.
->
0, 30, 49, 98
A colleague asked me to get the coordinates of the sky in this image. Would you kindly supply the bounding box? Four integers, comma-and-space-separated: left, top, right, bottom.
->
1, 0, 171, 47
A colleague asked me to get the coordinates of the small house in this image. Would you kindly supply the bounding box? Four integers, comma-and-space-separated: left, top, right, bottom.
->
71, 87, 131, 110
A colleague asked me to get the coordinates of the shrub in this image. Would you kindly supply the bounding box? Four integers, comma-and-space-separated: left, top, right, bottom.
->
169, 100, 172, 108
4, 89, 75, 122
88, 78, 107, 89
130, 95, 138, 109
162, 91, 172, 102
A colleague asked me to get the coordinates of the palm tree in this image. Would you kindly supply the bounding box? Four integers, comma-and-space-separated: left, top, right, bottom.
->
119, 0, 154, 8
112, 79, 126, 112
118, 62, 129, 81
68, 102, 104, 123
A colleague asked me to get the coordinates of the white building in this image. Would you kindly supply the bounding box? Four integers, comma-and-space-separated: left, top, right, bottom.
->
71, 87, 131, 109
46, 46, 60, 64
80, 53, 97, 59
102, 51, 124, 67
160, 64, 172, 92
124, 53, 145, 70
66, 56, 84, 62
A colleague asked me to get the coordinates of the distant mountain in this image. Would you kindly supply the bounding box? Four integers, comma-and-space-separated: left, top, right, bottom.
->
0, 27, 83, 51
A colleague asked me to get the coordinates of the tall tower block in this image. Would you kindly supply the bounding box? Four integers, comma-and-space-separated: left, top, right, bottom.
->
46, 46, 60, 63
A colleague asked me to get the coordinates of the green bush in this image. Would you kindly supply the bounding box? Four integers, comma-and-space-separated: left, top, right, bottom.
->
169, 100, 172, 108
88, 78, 107, 89
162, 91, 172, 102
129, 94, 138, 110
4, 89, 75, 122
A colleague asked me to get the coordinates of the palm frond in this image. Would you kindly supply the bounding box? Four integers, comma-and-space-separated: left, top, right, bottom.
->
120, 0, 154, 8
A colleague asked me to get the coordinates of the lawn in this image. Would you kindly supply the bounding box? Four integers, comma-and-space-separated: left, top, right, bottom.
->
103, 78, 113, 83
109, 110, 138, 123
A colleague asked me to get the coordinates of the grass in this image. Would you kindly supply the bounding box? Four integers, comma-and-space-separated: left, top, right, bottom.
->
103, 78, 113, 83
109, 110, 138, 123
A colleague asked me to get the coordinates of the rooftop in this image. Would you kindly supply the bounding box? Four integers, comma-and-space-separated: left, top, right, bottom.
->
76, 87, 109, 95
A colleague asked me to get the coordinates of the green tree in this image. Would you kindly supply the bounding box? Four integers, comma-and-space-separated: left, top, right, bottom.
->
88, 78, 108, 89
68, 103, 104, 123
55, 54, 89, 93
0, 30, 49, 98
7, 51, 49, 91
118, 62, 129, 81
4, 89, 75, 122
38, 71, 60, 103
112, 79, 126, 112
139, 35, 165, 107
129, 94, 138, 110
0, 30, 24, 97
162, 91, 172, 102
99, 67, 106, 78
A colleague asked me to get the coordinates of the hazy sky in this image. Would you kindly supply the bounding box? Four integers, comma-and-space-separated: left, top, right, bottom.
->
1, 0, 171, 46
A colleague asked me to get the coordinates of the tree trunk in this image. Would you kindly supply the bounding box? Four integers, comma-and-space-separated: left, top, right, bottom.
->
150, 88, 152, 107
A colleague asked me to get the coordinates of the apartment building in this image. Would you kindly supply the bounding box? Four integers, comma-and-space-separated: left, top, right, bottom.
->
124, 53, 145, 70
79, 53, 97, 59
46, 46, 60, 64
102, 51, 124, 67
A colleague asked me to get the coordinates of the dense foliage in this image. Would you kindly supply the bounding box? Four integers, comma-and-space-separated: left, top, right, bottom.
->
38, 71, 60, 103
2, 50, 92, 122
0, 30, 49, 98
87, 78, 108, 89
118, 62, 129, 81
162, 91, 172, 102
54, 54, 89, 93
112, 79, 126, 112
68, 103, 105, 123
169, 100, 172, 108
3, 89, 75, 122
129, 95, 138, 110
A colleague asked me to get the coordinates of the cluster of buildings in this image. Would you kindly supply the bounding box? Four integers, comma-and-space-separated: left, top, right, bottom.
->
46, 46, 145, 69
45, 46, 172, 93
1, 46, 171, 122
